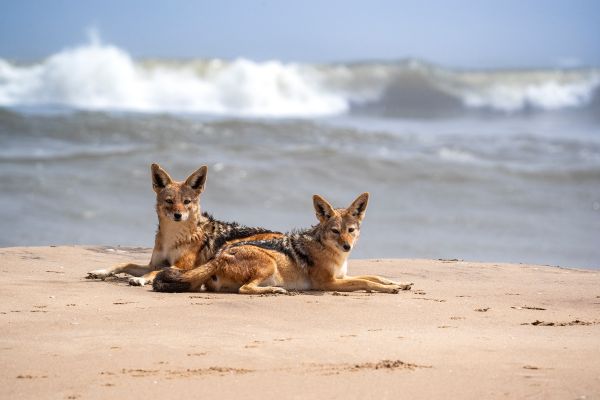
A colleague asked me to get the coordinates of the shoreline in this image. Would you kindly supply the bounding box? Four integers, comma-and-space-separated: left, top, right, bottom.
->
1, 246, 599, 399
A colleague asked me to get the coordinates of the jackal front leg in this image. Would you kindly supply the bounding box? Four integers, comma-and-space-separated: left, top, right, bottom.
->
128, 270, 162, 286
87, 263, 155, 280
352, 275, 413, 290
317, 277, 404, 294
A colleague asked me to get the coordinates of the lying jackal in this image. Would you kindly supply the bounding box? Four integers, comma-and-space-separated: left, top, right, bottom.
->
153, 193, 412, 294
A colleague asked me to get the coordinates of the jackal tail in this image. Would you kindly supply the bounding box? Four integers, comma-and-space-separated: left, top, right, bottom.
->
152, 262, 217, 293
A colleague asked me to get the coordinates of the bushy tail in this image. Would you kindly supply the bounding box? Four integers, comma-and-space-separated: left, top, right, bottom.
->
153, 262, 217, 293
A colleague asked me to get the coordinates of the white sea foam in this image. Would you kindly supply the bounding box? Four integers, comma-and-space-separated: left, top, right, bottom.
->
437, 147, 481, 164
0, 41, 351, 116
458, 78, 600, 112
0, 38, 598, 116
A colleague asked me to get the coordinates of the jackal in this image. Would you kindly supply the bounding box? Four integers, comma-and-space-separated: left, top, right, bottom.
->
86, 163, 280, 286
153, 193, 412, 294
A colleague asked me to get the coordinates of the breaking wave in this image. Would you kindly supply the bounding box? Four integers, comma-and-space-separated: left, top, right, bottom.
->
0, 37, 599, 117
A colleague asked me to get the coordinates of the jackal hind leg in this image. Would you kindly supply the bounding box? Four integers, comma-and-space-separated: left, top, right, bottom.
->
238, 281, 288, 295
237, 257, 287, 295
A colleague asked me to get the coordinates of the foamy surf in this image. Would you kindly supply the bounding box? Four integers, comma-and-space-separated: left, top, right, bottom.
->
0, 38, 599, 117
0, 39, 352, 116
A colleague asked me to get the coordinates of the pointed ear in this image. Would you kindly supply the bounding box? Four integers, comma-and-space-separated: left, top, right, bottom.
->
313, 194, 335, 223
184, 165, 208, 193
151, 163, 173, 193
348, 192, 369, 221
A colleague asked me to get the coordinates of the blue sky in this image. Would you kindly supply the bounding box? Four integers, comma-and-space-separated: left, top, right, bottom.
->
1, 0, 599, 68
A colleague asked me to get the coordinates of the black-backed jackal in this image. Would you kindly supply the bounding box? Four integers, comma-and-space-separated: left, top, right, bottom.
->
153, 193, 412, 294
86, 164, 281, 286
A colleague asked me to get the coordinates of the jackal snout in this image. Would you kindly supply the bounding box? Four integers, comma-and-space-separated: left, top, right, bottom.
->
336, 232, 355, 252
169, 204, 188, 222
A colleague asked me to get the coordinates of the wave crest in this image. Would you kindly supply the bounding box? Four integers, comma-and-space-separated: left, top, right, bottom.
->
1, 39, 599, 117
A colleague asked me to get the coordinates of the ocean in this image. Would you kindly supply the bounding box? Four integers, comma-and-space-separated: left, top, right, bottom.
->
1, 40, 599, 268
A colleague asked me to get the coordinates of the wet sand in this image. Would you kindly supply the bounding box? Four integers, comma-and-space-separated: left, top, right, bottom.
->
1, 246, 599, 399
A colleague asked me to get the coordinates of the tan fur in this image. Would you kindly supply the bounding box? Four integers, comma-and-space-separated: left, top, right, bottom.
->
161, 193, 412, 294
86, 163, 280, 286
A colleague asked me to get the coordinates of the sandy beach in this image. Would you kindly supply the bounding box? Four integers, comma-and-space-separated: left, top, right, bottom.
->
1, 245, 599, 399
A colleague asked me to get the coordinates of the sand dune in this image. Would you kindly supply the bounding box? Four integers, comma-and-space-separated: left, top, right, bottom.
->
1, 246, 599, 399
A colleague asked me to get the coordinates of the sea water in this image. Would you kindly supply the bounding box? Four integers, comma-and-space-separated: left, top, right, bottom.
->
1, 39, 599, 268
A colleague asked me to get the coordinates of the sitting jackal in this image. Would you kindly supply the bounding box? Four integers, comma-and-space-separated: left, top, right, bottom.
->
87, 163, 281, 286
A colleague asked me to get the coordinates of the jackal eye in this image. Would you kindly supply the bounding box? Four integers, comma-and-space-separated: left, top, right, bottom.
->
331, 228, 340, 234
165, 199, 174, 204
183, 199, 191, 205
348, 228, 355, 233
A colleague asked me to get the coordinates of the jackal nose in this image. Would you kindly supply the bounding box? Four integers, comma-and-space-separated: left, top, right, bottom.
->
173, 213, 182, 221
343, 244, 351, 251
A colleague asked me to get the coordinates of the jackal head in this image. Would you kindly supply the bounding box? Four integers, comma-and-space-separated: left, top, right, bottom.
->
151, 163, 208, 222
313, 192, 369, 253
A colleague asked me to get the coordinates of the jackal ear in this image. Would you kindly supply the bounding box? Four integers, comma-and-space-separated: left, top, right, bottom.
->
348, 192, 369, 221
313, 194, 335, 223
151, 163, 173, 193
184, 165, 208, 193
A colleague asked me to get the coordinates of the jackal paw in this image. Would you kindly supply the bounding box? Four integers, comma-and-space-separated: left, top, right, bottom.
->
128, 277, 147, 286
272, 287, 288, 294
387, 283, 413, 294
86, 269, 113, 280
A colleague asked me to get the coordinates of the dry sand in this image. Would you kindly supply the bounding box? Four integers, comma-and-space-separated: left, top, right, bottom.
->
1, 246, 599, 399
